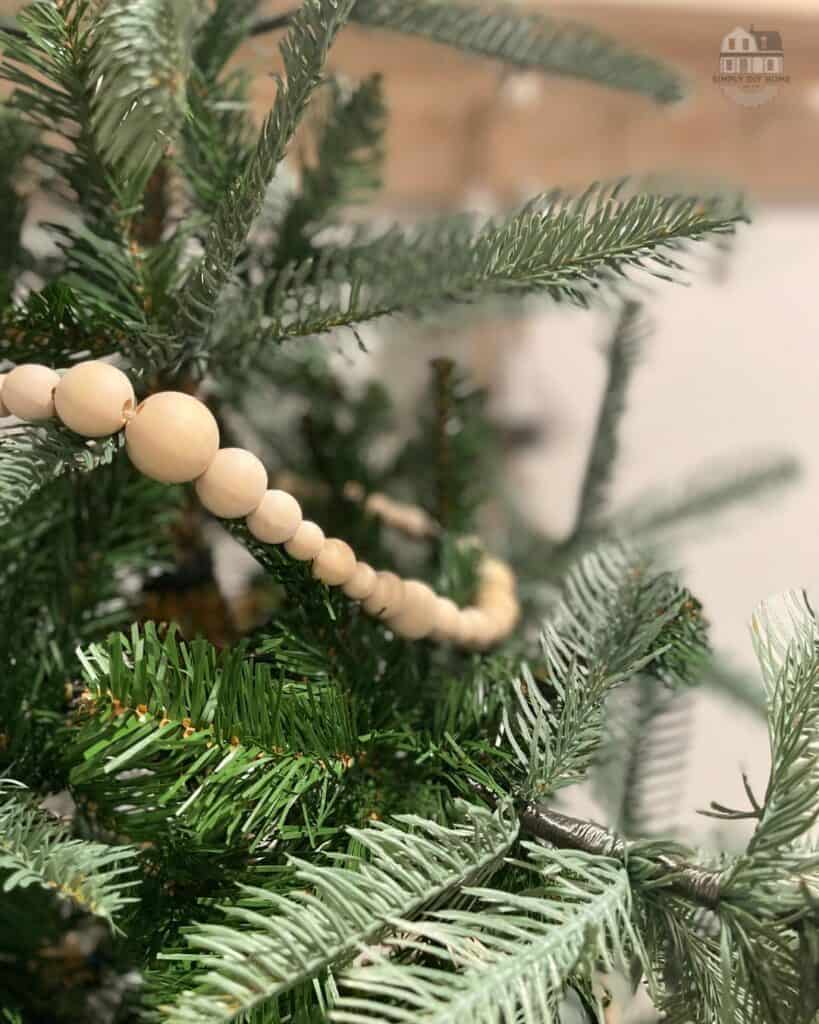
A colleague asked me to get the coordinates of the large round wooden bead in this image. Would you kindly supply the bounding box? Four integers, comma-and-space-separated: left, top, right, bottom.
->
2, 364, 59, 421
431, 596, 461, 642
343, 562, 377, 600
363, 571, 406, 619
387, 580, 437, 639
0, 374, 9, 417
54, 360, 135, 438
246, 489, 302, 544
125, 391, 219, 484
284, 520, 325, 561
195, 447, 268, 518
313, 539, 356, 586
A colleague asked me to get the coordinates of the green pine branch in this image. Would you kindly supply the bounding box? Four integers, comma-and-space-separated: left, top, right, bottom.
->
271, 73, 386, 269
0, 1, 177, 362
0, 423, 121, 528
156, 803, 517, 1023
221, 184, 745, 365
604, 677, 694, 838
90, 0, 200, 183
193, 0, 261, 82
728, 591, 819, 869
0, 108, 38, 307
333, 844, 639, 1024
351, 0, 683, 103
176, 0, 357, 345
67, 624, 361, 848
0, 782, 138, 928
299, 73, 386, 221
568, 300, 644, 544
503, 544, 708, 798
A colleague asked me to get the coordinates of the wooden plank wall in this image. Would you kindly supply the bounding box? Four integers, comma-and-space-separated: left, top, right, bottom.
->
241, 1, 819, 208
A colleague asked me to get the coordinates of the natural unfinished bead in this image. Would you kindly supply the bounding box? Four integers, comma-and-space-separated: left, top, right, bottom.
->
54, 360, 135, 437
284, 520, 325, 561
479, 556, 516, 592
313, 538, 356, 586
2, 364, 59, 421
195, 447, 268, 518
431, 596, 461, 642
363, 571, 405, 619
457, 607, 494, 650
343, 561, 377, 600
479, 591, 520, 634
0, 374, 9, 417
125, 391, 219, 484
387, 580, 437, 639
247, 489, 302, 544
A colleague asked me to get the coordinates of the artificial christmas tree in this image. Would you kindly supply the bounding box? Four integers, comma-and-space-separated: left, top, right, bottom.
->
0, 2, 815, 1022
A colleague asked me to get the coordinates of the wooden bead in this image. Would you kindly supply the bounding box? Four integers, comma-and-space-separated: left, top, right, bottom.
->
479, 592, 520, 634
479, 557, 516, 592
387, 580, 437, 639
195, 447, 268, 518
2, 364, 59, 421
364, 492, 390, 517
247, 489, 302, 544
284, 520, 325, 561
125, 391, 219, 484
342, 480, 365, 502
312, 538, 356, 586
400, 506, 434, 538
363, 571, 406, 619
431, 596, 461, 642
343, 562, 377, 600
457, 608, 494, 650
53, 360, 135, 438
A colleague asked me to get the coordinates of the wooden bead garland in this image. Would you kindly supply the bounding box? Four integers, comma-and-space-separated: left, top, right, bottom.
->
1, 360, 520, 650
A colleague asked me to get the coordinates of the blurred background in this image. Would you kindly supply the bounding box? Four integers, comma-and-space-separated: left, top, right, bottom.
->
4, 0, 819, 926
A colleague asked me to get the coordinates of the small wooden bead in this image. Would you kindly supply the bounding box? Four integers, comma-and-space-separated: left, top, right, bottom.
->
387, 580, 438, 639
363, 571, 406, 619
285, 520, 325, 561
2, 364, 59, 421
480, 594, 520, 635
457, 607, 494, 650
364, 492, 390, 517
479, 556, 516, 592
312, 538, 356, 586
247, 489, 302, 545
343, 480, 365, 502
195, 447, 268, 518
343, 562, 377, 600
431, 596, 461, 642
125, 391, 219, 484
54, 360, 135, 437
400, 506, 434, 538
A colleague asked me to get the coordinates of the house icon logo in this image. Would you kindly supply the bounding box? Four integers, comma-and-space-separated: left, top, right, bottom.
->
714, 26, 789, 106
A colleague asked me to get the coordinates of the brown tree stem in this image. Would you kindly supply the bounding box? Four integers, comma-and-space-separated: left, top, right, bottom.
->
518, 801, 723, 909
